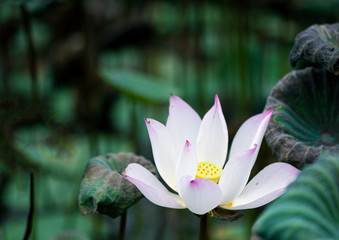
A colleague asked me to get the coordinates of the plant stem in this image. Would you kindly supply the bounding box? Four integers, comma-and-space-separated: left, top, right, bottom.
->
118, 211, 127, 240
199, 214, 209, 240
20, 4, 39, 102
23, 173, 35, 240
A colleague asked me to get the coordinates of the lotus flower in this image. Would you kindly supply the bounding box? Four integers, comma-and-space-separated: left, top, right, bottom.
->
123, 95, 300, 215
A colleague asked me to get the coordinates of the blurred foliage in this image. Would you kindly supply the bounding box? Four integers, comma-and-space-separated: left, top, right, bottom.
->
1, 0, 339, 239
100, 65, 178, 103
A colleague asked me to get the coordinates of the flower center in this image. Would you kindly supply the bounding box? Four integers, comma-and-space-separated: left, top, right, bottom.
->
196, 162, 222, 183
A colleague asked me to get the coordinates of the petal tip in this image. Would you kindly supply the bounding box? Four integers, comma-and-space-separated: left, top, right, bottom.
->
168, 95, 191, 115
265, 109, 273, 118
122, 163, 135, 177
144, 118, 152, 128
183, 140, 192, 153
214, 94, 221, 107
120, 168, 126, 177
144, 118, 156, 133
288, 164, 301, 175
169, 94, 181, 103
250, 144, 258, 152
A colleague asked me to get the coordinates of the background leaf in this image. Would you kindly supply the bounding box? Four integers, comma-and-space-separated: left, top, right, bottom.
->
290, 23, 339, 75
252, 153, 339, 239
79, 153, 157, 218
100, 67, 178, 104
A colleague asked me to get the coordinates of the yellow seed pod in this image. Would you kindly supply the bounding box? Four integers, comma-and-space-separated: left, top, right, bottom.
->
196, 162, 222, 183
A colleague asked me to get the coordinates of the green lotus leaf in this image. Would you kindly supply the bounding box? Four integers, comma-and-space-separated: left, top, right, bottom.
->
252, 153, 339, 239
290, 23, 339, 75
264, 67, 339, 168
79, 153, 157, 218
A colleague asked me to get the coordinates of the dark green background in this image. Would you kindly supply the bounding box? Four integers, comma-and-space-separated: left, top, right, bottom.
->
0, 0, 338, 239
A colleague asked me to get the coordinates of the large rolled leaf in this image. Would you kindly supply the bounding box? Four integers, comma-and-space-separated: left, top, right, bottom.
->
264, 67, 339, 168
79, 153, 157, 218
290, 23, 339, 75
252, 153, 339, 239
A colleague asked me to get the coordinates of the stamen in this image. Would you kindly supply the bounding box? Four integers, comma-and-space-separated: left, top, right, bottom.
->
196, 161, 222, 183
226, 202, 233, 207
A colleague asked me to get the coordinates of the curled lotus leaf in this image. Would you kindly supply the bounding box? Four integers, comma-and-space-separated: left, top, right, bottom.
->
264, 67, 339, 168
252, 153, 339, 239
79, 152, 157, 218
290, 23, 339, 75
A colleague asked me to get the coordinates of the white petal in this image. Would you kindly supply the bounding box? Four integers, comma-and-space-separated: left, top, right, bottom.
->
166, 95, 201, 159
124, 163, 185, 209
229, 110, 272, 163
175, 141, 198, 189
145, 118, 177, 190
178, 175, 222, 215
218, 146, 257, 205
221, 162, 300, 210
196, 95, 228, 168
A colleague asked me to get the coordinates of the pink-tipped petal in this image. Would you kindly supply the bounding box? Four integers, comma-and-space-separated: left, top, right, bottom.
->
175, 141, 198, 189
145, 118, 177, 190
218, 146, 257, 205
221, 162, 300, 210
196, 95, 228, 168
166, 95, 201, 159
124, 163, 185, 209
229, 110, 273, 166
222, 189, 287, 210
177, 175, 222, 215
